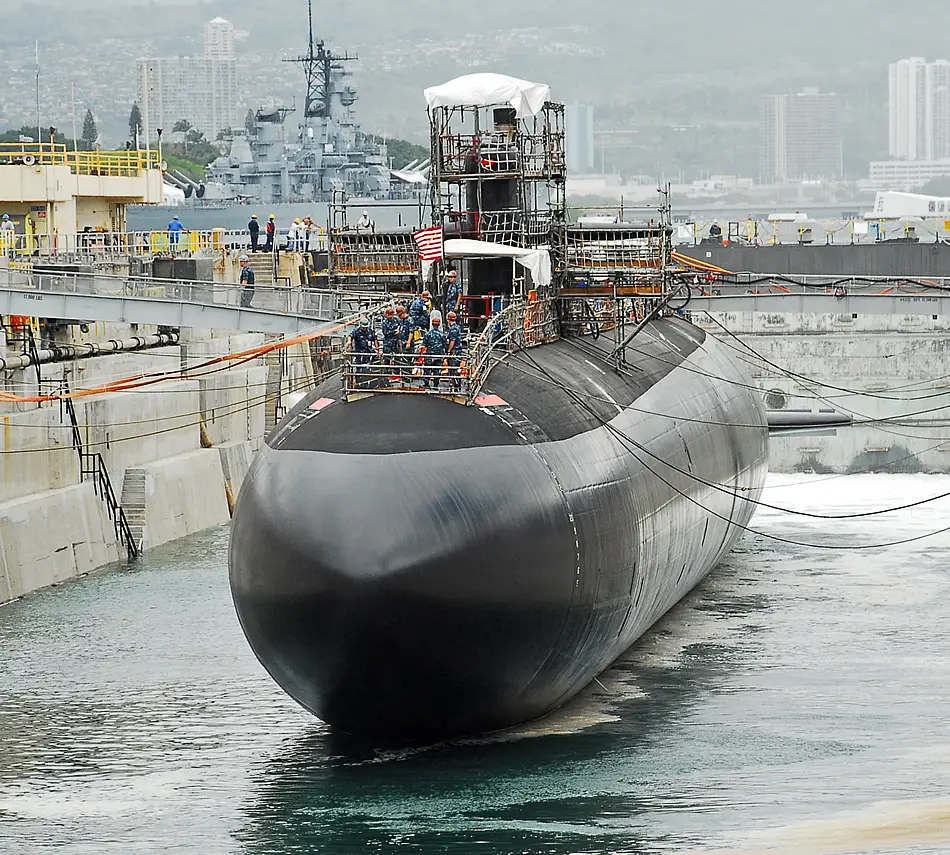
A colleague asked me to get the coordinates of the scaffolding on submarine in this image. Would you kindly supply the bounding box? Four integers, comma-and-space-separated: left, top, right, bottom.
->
340, 78, 683, 403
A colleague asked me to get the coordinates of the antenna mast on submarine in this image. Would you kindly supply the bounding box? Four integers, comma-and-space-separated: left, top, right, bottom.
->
285, 0, 357, 119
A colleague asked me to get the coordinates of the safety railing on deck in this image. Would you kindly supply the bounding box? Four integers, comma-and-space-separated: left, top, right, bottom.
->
0, 267, 355, 320
342, 298, 559, 404
0, 143, 161, 176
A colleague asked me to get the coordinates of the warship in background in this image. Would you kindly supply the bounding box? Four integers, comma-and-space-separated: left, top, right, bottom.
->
198, 2, 415, 206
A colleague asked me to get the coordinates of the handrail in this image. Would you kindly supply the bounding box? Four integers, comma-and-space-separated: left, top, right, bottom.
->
61, 378, 139, 561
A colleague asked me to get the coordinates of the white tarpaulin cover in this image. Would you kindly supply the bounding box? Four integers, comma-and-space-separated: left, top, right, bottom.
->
424, 73, 550, 119
421, 238, 551, 288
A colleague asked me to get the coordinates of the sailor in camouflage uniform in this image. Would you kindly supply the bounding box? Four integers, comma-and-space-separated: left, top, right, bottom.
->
349, 317, 379, 387
420, 314, 448, 389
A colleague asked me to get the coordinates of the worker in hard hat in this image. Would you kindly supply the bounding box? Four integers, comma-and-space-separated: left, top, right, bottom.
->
248, 214, 260, 253
408, 290, 431, 351
238, 254, 255, 308
381, 305, 401, 379
167, 215, 187, 253
264, 214, 276, 252
356, 209, 374, 233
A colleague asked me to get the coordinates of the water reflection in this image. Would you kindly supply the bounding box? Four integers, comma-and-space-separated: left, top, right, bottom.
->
235, 556, 774, 855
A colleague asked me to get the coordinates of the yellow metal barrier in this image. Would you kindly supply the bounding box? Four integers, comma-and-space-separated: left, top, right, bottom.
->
0, 142, 160, 176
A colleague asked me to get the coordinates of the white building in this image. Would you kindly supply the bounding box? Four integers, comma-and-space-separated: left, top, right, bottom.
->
761, 89, 842, 182
137, 19, 238, 142
888, 57, 950, 161
204, 17, 235, 60
869, 158, 950, 191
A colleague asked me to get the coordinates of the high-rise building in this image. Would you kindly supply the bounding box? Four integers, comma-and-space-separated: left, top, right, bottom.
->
888, 57, 950, 161
761, 89, 842, 182
137, 19, 238, 141
566, 103, 595, 174
204, 17, 235, 60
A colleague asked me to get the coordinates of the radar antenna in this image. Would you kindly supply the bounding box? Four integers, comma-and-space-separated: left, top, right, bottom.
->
285, 0, 357, 119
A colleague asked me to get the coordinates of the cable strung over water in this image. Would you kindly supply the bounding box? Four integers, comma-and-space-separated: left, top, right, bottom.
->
514, 347, 950, 550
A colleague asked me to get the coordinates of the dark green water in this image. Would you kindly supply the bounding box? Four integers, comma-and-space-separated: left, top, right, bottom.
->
1, 474, 949, 854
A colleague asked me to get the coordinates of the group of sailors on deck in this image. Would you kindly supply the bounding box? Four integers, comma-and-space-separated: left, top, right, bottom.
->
348, 271, 467, 389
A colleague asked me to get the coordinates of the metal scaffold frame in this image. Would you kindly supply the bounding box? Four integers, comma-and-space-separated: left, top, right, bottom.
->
427, 101, 567, 259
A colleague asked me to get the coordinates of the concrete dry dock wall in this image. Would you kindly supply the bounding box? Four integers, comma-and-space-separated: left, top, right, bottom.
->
128, 449, 232, 550
697, 313, 950, 473
0, 407, 78, 502
0, 333, 280, 605
0, 483, 121, 600
680, 243, 950, 277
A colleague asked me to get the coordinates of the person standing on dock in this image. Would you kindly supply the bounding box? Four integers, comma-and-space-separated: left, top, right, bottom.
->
264, 214, 276, 252
239, 255, 256, 308
168, 216, 187, 253
248, 214, 260, 253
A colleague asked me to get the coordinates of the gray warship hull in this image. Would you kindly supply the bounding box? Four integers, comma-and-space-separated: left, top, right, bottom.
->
228, 318, 769, 741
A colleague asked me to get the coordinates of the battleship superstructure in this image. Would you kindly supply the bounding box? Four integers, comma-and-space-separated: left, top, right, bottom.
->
204, 2, 389, 204
229, 73, 771, 742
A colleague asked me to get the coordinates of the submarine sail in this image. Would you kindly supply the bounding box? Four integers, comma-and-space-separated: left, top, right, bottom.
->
228, 74, 769, 741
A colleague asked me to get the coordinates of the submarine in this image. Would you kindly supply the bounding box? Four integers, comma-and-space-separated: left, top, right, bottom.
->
228, 74, 771, 741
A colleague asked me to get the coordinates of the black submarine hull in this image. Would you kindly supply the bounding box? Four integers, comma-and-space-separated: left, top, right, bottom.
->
228, 318, 769, 740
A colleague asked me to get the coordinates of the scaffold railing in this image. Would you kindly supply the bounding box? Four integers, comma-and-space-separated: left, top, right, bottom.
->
328, 230, 421, 278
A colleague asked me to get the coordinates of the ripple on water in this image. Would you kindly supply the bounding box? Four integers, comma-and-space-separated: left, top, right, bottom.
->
0, 476, 949, 854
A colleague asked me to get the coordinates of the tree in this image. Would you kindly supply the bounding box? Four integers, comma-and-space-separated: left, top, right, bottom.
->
244, 109, 256, 135
81, 108, 97, 149
172, 119, 192, 134
128, 103, 142, 144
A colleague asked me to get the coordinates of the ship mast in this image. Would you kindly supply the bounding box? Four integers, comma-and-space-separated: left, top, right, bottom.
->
285, 0, 357, 119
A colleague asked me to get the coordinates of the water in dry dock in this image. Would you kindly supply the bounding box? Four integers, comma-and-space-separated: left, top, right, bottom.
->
1, 474, 949, 855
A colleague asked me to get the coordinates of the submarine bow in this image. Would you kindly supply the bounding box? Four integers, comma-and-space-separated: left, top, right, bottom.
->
229, 319, 769, 740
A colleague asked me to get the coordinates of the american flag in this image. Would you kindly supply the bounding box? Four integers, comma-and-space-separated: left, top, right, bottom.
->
413, 226, 444, 261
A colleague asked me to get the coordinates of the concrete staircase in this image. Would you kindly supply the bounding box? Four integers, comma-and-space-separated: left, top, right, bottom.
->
120, 469, 148, 551
245, 252, 275, 285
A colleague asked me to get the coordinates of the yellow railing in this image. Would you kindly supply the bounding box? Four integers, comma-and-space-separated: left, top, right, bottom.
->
0, 143, 160, 176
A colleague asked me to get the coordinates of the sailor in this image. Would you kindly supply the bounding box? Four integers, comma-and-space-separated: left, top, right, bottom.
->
420, 314, 448, 389
445, 310, 463, 388
264, 214, 276, 252
408, 290, 432, 348
248, 214, 260, 253
168, 215, 187, 252
349, 317, 379, 386
442, 268, 463, 319
380, 306, 400, 375
239, 254, 255, 308
288, 218, 302, 251
356, 209, 374, 233
396, 303, 412, 365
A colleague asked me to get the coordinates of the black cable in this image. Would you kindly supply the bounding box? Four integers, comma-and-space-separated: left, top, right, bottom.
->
502, 357, 950, 479
703, 310, 950, 403
513, 348, 950, 548
566, 321, 950, 438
